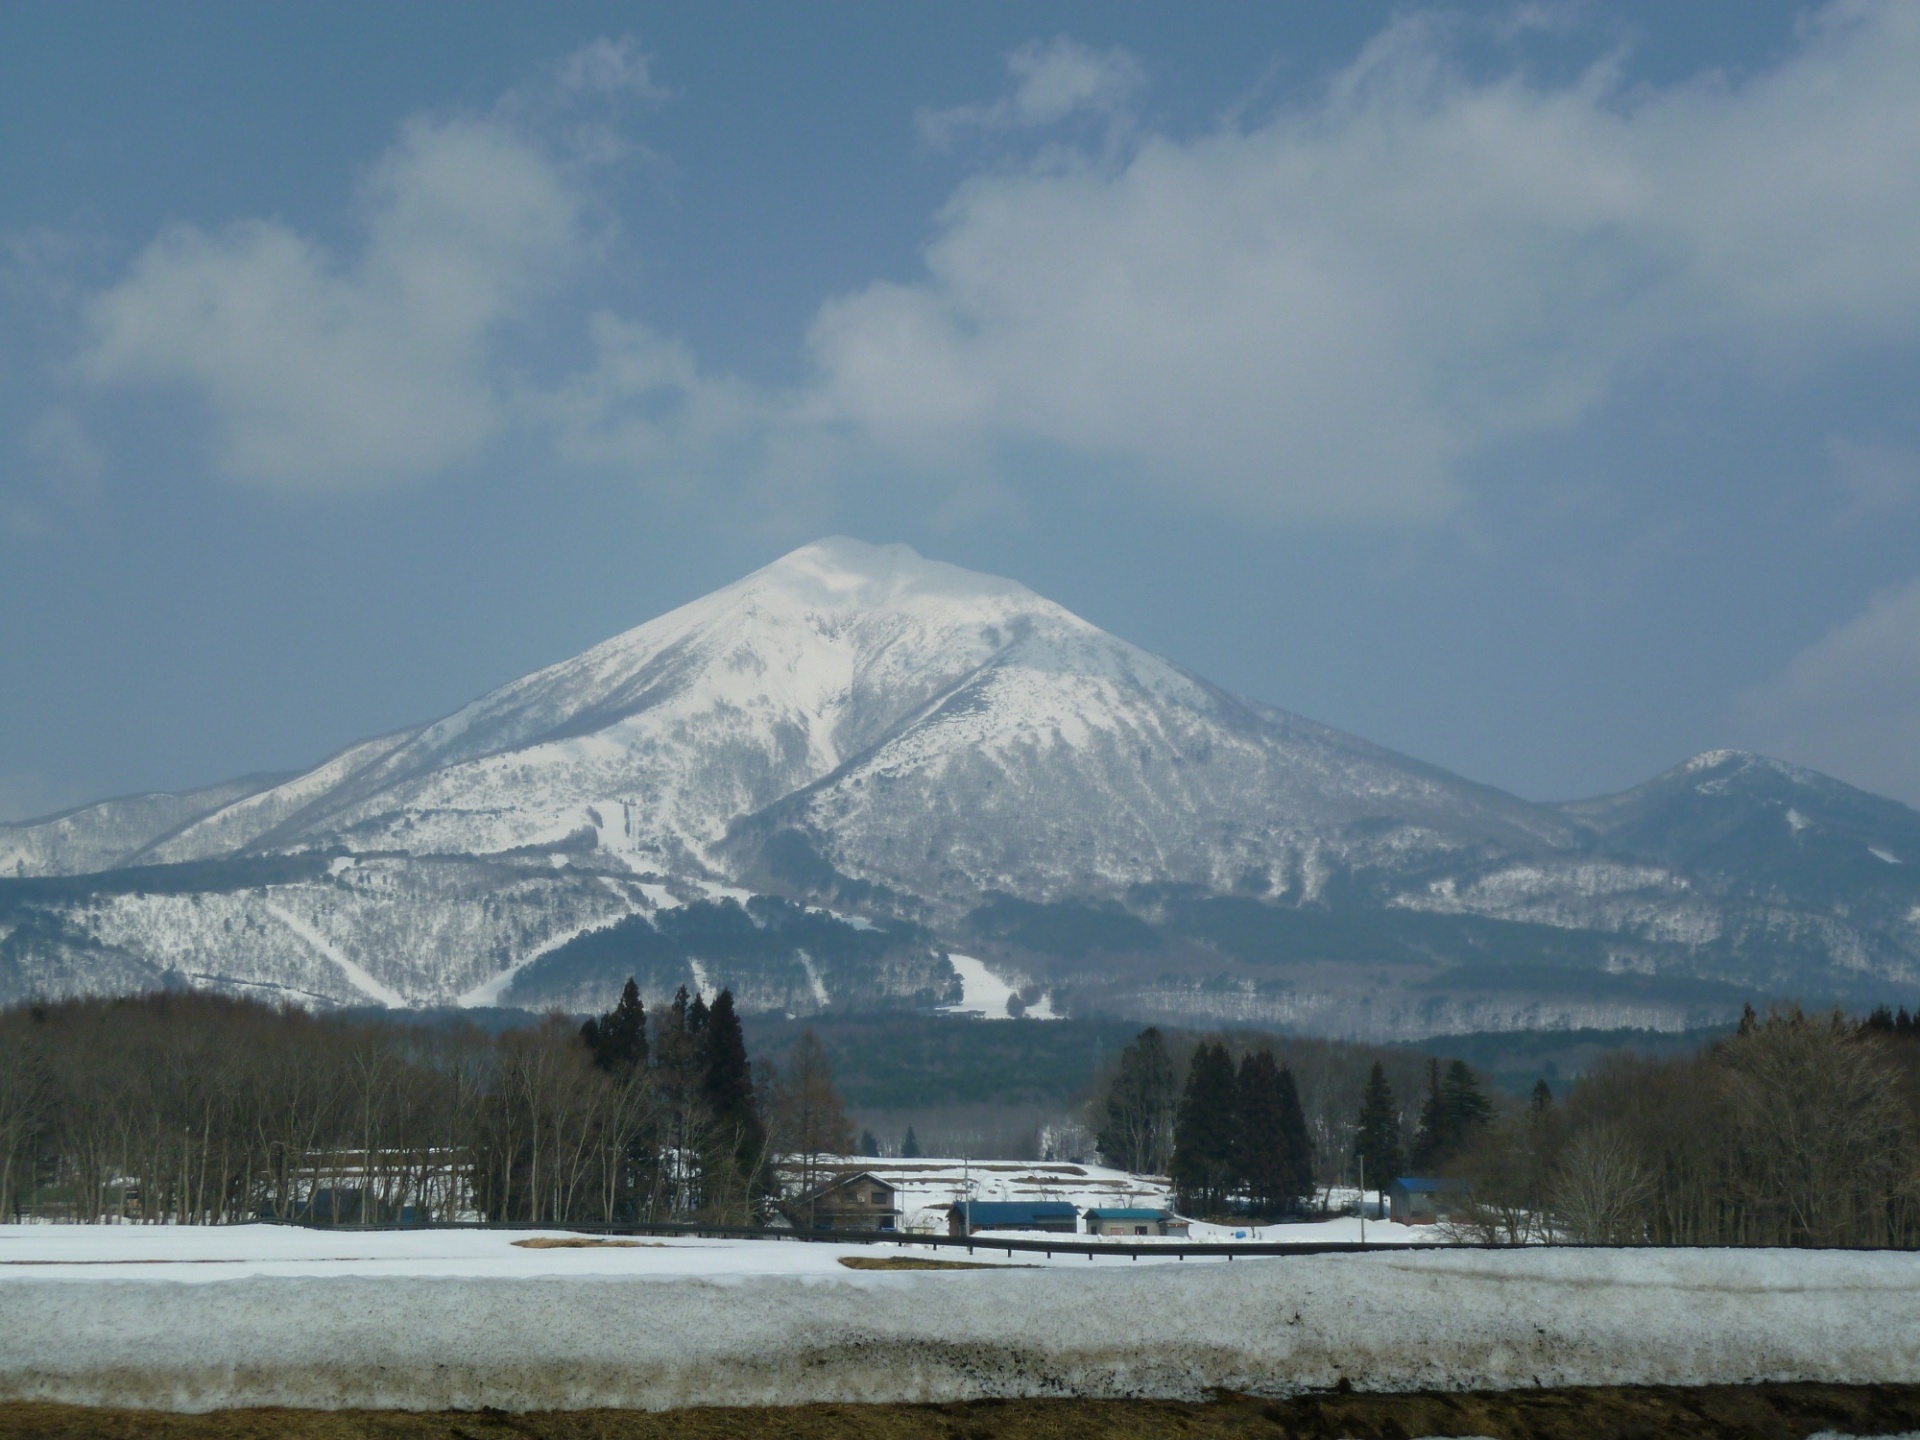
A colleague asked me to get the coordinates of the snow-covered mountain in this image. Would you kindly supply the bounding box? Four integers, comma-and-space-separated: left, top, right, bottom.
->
5, 539, 1918, 1033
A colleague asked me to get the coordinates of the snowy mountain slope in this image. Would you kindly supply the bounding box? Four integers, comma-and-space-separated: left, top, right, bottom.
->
4, 538, 1920, 1025
119, 541, 1099, 873
0, 853, 655, 1008
0, 774, 284, 878
23, 538, 1566, 888
727, 645, 1574, 914
136, 730, 421, 866
1561, 749, 1920, 909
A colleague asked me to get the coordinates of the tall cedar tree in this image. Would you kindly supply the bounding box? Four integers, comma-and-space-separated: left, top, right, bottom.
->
1353, 1061, 1405, 1190
700, 989, 766, 1193
582, 977, 655, 1216
1098, 1026, 1177, 1174
1413, 1057, 1493, 1170
1442, 1059, 1493, 1137
1272, 1062, 1315, 1210
901, 1125, 922, 1159
1234, 1050, 1315, 1216
581, 978, 648, 1073
1412, 1058, 1447, 1170
1170, 1042, 1239, 1215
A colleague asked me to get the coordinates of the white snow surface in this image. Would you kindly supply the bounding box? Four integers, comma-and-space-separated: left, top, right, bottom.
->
942, 953, 1059, 1020
2, 1225, 1917, 1412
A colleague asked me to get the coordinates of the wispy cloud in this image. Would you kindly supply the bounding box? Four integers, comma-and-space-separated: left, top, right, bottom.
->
917, 37, 1145, 149
65, 39, 667, 495
554, 35, 673, 104
807, 1, 1920, 521
77, 114, 585, 492
1737, 576, 1920, 807
55, 5, 1920, 528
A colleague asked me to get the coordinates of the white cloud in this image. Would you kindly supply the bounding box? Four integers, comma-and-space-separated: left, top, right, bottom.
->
918, 38, 1145, 148
554, 36, 672, 104
61, 6, 1920, 522
1737, 577, 1920, 807
809, 0, 1920, 521
78, 114, 585, 492
542, 313, 769, 478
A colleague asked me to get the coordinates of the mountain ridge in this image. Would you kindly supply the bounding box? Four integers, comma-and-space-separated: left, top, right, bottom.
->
4, 538, 1917, 1034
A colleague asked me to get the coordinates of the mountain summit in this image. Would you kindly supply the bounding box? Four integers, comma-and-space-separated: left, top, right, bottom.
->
5, 539, 1918, 1031
5, 538, 1562, 895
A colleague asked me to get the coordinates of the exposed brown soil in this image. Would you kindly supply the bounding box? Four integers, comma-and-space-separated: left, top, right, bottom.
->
5, 1384, 1920, 1439
836, 1256, 1015, 1271
508, 1239, 658, 1250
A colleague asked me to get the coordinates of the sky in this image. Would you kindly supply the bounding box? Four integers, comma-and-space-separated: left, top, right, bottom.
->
4, 0, 1920, 820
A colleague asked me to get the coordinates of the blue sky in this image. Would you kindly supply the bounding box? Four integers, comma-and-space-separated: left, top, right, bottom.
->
5, 0, 1920, 819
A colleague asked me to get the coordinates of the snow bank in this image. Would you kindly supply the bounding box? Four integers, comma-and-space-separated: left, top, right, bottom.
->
1, 1227, 1916, 1412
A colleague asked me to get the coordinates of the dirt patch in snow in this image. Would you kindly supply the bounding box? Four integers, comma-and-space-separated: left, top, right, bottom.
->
4, 1384, 1920, 1438
510, 1239, 659, 1250
837, 1256, 1015, 1271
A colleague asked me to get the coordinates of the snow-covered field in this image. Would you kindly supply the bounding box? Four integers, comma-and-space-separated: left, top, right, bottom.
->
2, 1224, 1917, 1413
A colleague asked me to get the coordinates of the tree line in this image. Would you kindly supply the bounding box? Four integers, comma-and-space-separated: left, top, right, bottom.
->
0, 982, 854, 1225
1098, 1005, 1920, 1246
1095, 1025, 1477, 1216
1447, 1005, 1920, 1247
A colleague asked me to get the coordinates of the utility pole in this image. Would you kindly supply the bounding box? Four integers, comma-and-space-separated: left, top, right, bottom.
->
1359, 1153, 1366, 1247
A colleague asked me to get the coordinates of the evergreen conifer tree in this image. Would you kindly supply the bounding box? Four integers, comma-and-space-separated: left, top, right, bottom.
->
1097, 1027, 1177, 1174
1234, 1049, 1287, 1216
1170, 1042, 1239, 1215
860, 1129, 880, 1157
1412, 1058, 1447, 1170
1232, 1050, 1313, 1216
1442, 1059, 1493, 1137
1273, 1063, 1314, 1211
901, 1125, 922, 1159
700, 989, 765, 1198
581, 978, 649, 1073
1530, 1078, 1554, 1113
1353, 1061, 1404, 1192
1413, 1057, 1493, 1170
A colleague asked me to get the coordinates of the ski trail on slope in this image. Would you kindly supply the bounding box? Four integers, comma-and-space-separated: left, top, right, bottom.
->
457, 877, 635, 1009
261, 902, 407, 1008
797, 949, 830, 1007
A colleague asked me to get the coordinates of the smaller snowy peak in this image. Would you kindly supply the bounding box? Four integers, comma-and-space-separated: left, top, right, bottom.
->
1565, 749, 1869, 826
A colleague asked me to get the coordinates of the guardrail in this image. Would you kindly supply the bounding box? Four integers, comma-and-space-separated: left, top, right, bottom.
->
262, 1215, 1453, 1261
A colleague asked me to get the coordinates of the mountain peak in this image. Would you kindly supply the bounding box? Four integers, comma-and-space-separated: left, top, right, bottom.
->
730, 537, 1041, 615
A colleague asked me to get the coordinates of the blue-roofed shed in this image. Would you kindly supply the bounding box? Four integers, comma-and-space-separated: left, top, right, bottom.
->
1389, 1176, 1472, 1226
948, 1200, 1079, 1236
1084, 1207, 1188, 1238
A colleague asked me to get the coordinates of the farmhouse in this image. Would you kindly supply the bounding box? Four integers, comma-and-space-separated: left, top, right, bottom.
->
1083, 1207, 1187, 1237
788, 1171, 900, 1231
1388, 1176, 1472, 1225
